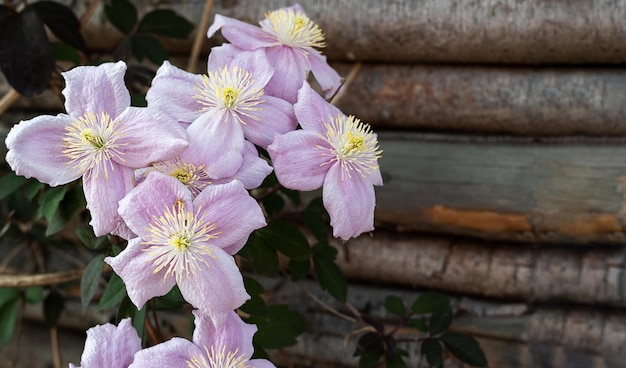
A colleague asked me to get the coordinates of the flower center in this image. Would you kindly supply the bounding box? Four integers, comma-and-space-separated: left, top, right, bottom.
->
318, 115, 383, 180
62, 111, 126, 179
193, 65, 264, 125
150, 159, 211, 197
261, 8, 326, 51
143, 199, 220, 283
186, 345, 250, 368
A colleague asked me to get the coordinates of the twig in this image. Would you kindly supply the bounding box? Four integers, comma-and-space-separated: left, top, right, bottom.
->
330, 62, 362, 106
187, 0, 215, 72
343, 325, 377, 347
0, 243, 26, 274
144, 314, 160, 345
0, 88, 21, 117
278, 348, 294, 368
50, 327, 61, 368
296, 281, 356, 323
0, 269, 84, 287
80, 0, 102, 28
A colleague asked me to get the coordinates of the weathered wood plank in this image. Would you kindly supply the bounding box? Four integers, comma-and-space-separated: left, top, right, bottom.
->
333, 64, 626, 136
65, 0, 626, 64
376, 133, 626, 243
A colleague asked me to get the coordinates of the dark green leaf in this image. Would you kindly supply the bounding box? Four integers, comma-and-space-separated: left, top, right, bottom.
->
43, 290, 65, 327
313, 254, 347, 303
0, 7, 53, 96
25, 286, 44, 304
261, 193, 284, 217
104, 0, 137, 34
153, 285, 186, 311
0, 173, 28, 200
22, 179, 44, 200
76, 227, 108, 250
410, 292, 450, 315
421, 338, 444, 368
385, 349, 407, 368
239, 233, 279, 277
30, 1, 86, 51
113, 36, 132, 61
0, 294, 19, 344
239, 277, 268, 316
429, 305, 453, 335
303, 197, 330, 241
312, 241, 337, 260
46, 185, 86, 236
354, 331, 383, 356
80, 254, 105, 310
288, 258, 310, 281
281, 188, 300, 205
97, 272, 126, 311
131, 93, 147, 107
137, 9, 193, 39
383, 295, 406, 316
52, 42, 81, 64
117, 296, 145, 339
0, 288, 19, 308
131, 34, 168, 64
40, 185, 67, 221
358, 348, 384, 368
440, 332, 488, 367
409, 317, 428, 332
257, 220, 311, 261
250, 305, 306, 349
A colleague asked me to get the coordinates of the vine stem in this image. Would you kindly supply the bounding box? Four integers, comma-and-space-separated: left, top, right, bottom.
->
296, 281, 357, 323
330, 62, 362, 106
80, 0, 102, 28
0, 88, 20, 117
187, 0, 214, 72
0, 269, 84, 287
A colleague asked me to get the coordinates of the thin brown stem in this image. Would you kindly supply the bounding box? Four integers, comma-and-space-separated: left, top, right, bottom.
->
0, 88, 21, 117
330, 62, 362, 106
187, 0, 214, 72
50, 327, 61, 368
144, 313, 160, 345
80, 0, 102, 28
296, 281, 357, 323
0, 269, 84, 287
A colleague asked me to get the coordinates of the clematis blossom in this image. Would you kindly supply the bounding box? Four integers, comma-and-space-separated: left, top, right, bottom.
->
129, 310, 275, 368
69, 318, 141, 368
105, 172, 266, 325
208, 4, 342, 103
4, 61, 188, 237
268, 82, 383, 240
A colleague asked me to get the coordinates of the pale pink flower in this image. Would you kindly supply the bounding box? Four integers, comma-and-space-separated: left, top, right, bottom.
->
5, 61, 188, 237
69, 318, 141, 368
129, 310, 275, 368
105, 172, 265, 325
268, 82, 383, 240
208, 4, 341, 103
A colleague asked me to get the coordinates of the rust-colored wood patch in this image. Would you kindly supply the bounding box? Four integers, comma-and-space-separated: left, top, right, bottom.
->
424, 205, 531, 233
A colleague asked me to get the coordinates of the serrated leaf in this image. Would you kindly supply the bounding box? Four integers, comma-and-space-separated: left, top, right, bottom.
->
46, 185, 86, 236
429, 306, 453, 335
30, 1, 86, 51
104, 0, 137, 34
131, 34, 167, 64
80, 254, 105, 310
0, 7, 53, 96
0, 173, 28, 200
0, 295, 19, 344
410, 292, 450, 315
421, 338, 444, 367
440, 332, 488, 367
383, 295, 406, 316
25, 286, 44, 304
52, 42, 80, 64
354, 331, 383, 357
40, 185, 66, 221
43, 290, 65, 327
250, 305, 306, 349
288, 258, 310, 281
97, 272, 126, 311
257, 220, 311, 261
313, 255, 347, 303
137, 9, 193, 39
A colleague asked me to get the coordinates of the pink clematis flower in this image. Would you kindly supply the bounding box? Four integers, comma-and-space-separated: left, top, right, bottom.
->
105, 172, 265, 325
208, 4, 342, 103
268, 82, 383, 240
69, 318, 141, 368
129, 310, 275, 368
4, 61, 188, 237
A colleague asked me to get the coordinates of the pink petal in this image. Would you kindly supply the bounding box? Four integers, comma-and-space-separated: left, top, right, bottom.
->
115, 106, 188, 168
145, 61, 204, 124
83, 163, 135, 237
184, 112, 245, 179
294, 82, 343, 133
322, 163, 375, 240
241, 95, 296, 148
308, 52, 342, 99
264, 46, 309, 103
178, 247, 249, 326
105, 238, 177, 310
208, 14, 278, 50
208, 45, 274, 88
118, 172, 193, 238
267, 130, 330, 191
250, 360, 278, 368
192, 310, 256, 358
129, 337, 200, 368
5, 114, 80, 186
77, 318, 141, 368
62, 61, 130, 118
193, 180, 266, 254
213, 141, 272, 190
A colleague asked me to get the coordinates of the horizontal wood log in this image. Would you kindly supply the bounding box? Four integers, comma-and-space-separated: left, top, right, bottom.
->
375, 133, 626, 243
64, 0, 626, 64
333, 64, 626, 135
334, 232, 626, 306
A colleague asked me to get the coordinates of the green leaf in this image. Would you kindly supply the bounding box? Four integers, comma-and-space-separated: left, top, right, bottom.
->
80, 254, 105, 310
0, 294, 19, 344
76, 227, 108, 250
358, 348, 384, 368
238, 277, 268, 316
131, 34, 168, 64
117, 296, 145, 339
303, 197, 330, 241
239, 233, 279, 277
97, 272, 126, 311
250, 305, 306, 349
440, 332, 488, 367
0, 288, 19, 309
281, 188, 300, 206
137, 9, 193, 38
0, 173, 28, 200
410, 292, 450, 315
421, 338, 444, 368
104, 0, 137, 34
288, 258, 310, 281
43, 290, 65, 327
409, 317, 428, 332
131, 93, 147, 107
46, 185, 86, 236
22, 179, 44, 200
429, 305, 453, 335
153, 285, 186, 311
30, 1, 86, 51
257, 220, 311, 261
354, 331, 383, 357
261, 193, 284, 217
313, 252, 347, 303
24, 286, 44, 304
384, 349, 407, 368
383, 295, 406, 316
52, 42, 81, 64
39, 185, 66, 221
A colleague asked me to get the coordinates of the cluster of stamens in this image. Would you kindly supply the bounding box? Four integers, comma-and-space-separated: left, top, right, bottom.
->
262, 8, 326, 52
